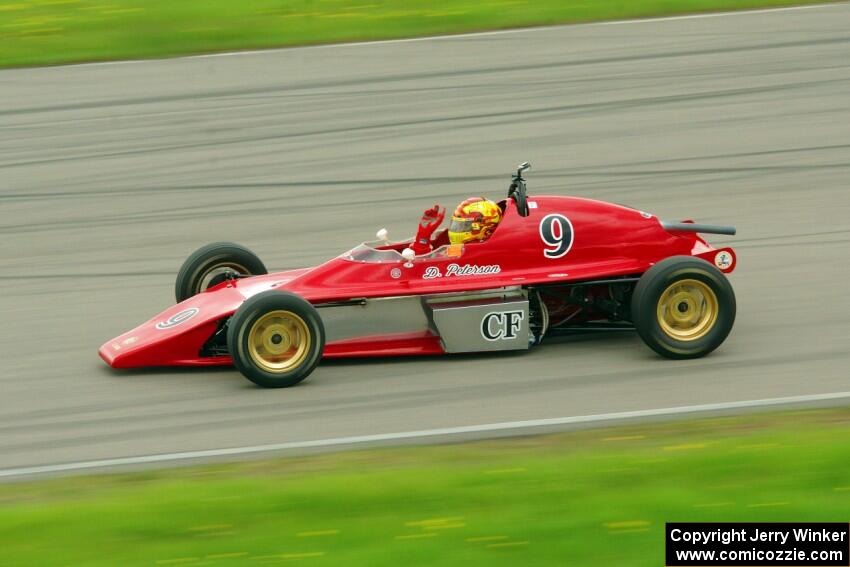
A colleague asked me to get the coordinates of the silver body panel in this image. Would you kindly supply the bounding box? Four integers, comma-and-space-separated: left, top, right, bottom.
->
318, 287, 530, 353
428, 289, 530, 353
319, 296, 429, 343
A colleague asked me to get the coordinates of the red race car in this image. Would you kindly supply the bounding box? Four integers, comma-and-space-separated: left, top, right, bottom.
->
100, 163, 737, 388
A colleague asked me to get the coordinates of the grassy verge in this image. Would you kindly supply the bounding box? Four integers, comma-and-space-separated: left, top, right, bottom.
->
0, 0, 834, 68
1, 409, 849, 566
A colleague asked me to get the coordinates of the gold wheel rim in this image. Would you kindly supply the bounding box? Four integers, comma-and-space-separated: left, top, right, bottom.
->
656, 279, 719, 341
247, 310, 311, 373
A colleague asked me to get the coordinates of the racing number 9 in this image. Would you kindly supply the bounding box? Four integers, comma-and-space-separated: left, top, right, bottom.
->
539, 214, 574, 259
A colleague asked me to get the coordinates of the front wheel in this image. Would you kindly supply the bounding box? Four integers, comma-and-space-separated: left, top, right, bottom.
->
227, 291, 325, 388
631, 256, 736, 359
175, 242, 267, 303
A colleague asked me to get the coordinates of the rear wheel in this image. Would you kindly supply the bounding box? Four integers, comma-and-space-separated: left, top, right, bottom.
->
227, 291, 325, 388
175, 242, 267, 303
631, 256, 735, 359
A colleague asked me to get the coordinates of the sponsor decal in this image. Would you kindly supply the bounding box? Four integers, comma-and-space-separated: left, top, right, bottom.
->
155, 307, 200, 330
539, 213, 574, 259
714, 250, 734, 270
481, 310, 524, 341
639, 210, 653, 219
528, 201, 538, 209
111, 343, 121, 351
390, 267, 402, 279
121, 336, 138, 346
423, 263, 501, 279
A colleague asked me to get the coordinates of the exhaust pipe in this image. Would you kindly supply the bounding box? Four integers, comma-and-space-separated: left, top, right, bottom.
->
661, 221, 736, 236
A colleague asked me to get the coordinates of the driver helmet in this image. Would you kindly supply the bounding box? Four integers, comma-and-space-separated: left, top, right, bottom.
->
448, 197, 502, 245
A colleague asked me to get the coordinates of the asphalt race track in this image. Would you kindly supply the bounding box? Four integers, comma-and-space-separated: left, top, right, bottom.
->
1, 4, 849, 475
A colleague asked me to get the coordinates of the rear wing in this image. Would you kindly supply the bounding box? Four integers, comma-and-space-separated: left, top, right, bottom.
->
661, 221, 736, 236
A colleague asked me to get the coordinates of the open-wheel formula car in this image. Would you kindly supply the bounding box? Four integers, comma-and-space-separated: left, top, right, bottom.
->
99, 162, 738, 388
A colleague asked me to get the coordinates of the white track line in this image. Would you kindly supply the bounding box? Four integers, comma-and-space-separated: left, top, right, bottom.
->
65, 3, 843, 68
2, 390, 849, 479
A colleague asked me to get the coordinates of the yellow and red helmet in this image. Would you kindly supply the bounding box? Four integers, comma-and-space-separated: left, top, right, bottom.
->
448, 197, 502, 245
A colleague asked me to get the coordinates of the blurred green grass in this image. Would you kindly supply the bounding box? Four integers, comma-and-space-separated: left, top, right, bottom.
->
1, 409, 849, 566
0, 0, 833, 67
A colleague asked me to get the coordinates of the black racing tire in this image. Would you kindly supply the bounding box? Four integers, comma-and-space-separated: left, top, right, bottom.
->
175, 242, 267, 303
631, 256, 736, 359
227, 291, 325, 388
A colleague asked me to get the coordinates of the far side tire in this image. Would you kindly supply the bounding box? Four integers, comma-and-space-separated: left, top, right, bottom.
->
175, 242, 267, 303
227, 291, 325, 388
631, 256, 736, 359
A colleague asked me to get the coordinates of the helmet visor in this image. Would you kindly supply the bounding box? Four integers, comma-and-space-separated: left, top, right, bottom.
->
449, 219, 475, 233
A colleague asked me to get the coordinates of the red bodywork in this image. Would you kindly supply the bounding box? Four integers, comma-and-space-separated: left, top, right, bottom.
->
99, 196, 736, 368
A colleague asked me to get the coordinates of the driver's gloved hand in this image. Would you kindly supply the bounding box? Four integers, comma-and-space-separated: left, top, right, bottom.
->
410, 204, 445, 255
